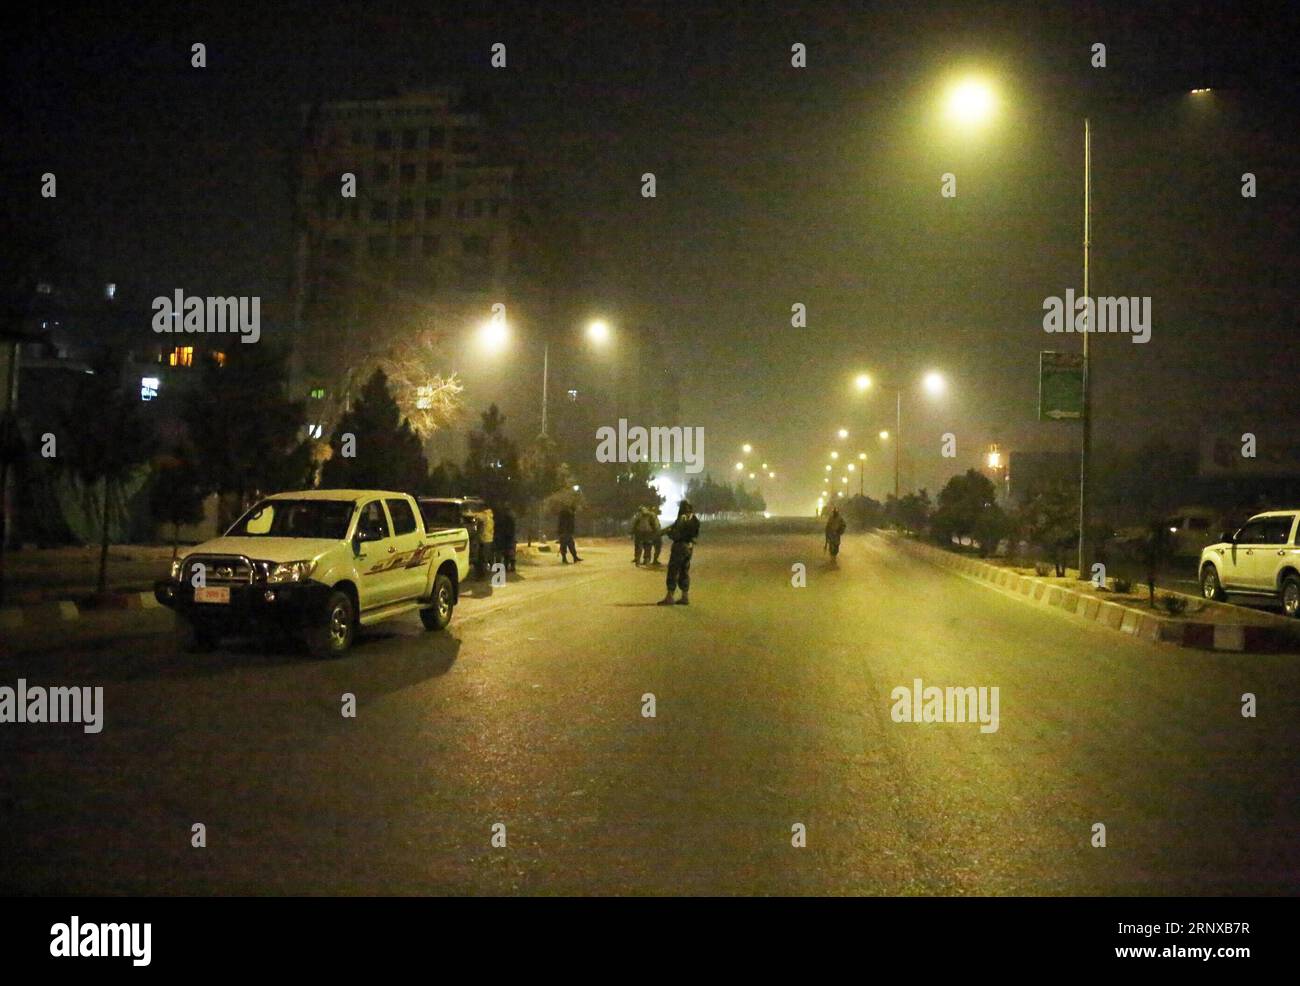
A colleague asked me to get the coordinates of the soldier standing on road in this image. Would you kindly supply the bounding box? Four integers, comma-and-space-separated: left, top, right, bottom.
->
631, 507, 651, 565
495, 507, 517, 573
825, 506, 846, 560
649, 507, 664, 566
657, 499, 700, 605
557, 503, 582, 564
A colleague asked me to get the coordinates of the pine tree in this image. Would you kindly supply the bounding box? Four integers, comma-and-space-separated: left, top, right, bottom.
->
321, 368, 427, 492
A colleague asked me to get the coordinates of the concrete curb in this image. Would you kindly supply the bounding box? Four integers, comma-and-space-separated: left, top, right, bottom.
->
890, 535, 1299, 653
0, 591, 162, 628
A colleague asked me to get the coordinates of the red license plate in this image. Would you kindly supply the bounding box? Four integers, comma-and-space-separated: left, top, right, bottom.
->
195, 587, 231, 604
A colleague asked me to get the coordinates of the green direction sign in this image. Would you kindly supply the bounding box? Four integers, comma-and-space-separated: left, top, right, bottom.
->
1039, 351, 1083, 421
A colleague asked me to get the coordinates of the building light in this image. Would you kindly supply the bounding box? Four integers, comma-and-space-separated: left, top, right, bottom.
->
168, 346, 194, 367
310, 387, 326, 399
140, 377, 160, 401
212, 351, 226, 367
104, 283, 116, 300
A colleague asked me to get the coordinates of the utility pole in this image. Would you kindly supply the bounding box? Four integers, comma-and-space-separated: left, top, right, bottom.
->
894, 388, 901, 501
1077, 118, 1093, 579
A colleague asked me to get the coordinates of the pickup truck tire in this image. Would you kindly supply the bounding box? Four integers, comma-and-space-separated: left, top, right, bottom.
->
420, 572, 455, 631
306, 589, 356, 658
175, 616, 220, 652
1200, 564, 1226, 602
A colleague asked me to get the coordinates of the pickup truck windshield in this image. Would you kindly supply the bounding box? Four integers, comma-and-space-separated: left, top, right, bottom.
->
228, 500, 355, 540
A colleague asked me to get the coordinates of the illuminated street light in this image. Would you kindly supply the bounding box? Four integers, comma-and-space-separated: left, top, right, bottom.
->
858, 452, 867, 461
768, 471, 776, 479
830, 450, 839, 460
945, 78, 996, 127
742, 443, 753, 455
847, 463, 855, 472
923, 371, 946, 396
825, 465, 832, 472
748, 472, 756, 480
761, 462, 768, 470
854, 373, 872, 392
478, 318, 509, 352
837, 428, 849, 440
585, 319, 611, 344
879, 430, 890, 441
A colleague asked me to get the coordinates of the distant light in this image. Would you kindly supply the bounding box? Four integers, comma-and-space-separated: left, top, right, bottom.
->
567, 388, 578, 401
854, 373, 872, 392
830, 450, 839, 460
573, 485, 581, 492
104, 282, 116, 300
986, 451, 1001, 469
478, 318, 509, 352
140, 377, 160, 401
735, 462, 744, 471
837, 428, 849, 439
763, 511, 771, 519
841, 477, 848, 484
847, 463, 855, 472
768, 471, 775, 479
858, 452, 867, 460
1190, 88, 1212, 95
923, 371, 946, 396
825, 464, 832, 472
761, 462, 768, 470
879, 430, 890, 441
837, 491, 845, 498
1170, 526, 1178, 533
586, 319, 610, 344
748, 472, 755, 479
742, 443, 753, 454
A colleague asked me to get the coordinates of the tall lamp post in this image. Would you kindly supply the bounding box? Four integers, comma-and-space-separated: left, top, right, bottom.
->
854, 372, 944, 500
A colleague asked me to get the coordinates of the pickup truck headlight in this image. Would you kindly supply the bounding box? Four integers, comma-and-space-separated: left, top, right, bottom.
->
264, 560, 315, 584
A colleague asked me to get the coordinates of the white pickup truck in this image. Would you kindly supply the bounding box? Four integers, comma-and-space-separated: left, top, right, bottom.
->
156, 489, 471, 657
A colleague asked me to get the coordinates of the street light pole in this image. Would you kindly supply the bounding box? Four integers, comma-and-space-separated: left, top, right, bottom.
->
540, 341, 549, 438
894, 388, 902, 501
1077, 118, 1092, 579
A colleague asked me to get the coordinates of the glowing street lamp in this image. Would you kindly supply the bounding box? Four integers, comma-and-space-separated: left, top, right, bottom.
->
742, 443, 753, 455
837, 428, 849, 440
854, 373, 872, 392
945, 78, 997, 127
923, 371, 946, 397
879, 430, 890, 441
735, 462, 744, 471
585, 319, 611, 345
830, 450, 839, 461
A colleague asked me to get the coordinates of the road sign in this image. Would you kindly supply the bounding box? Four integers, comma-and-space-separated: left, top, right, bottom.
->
1039, 351, 1083, 421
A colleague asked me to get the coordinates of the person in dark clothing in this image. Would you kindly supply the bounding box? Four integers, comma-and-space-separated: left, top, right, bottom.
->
657, 499, 700, 605
494, 507, 517, 573
557, 504, 581, 563
824, 506, 846, 559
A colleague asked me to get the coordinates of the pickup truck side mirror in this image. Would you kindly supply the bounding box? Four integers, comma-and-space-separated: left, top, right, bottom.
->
1219, 530, 1236, 544
352, 527, 380, 551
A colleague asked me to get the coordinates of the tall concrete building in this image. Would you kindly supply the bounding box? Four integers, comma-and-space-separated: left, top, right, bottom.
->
291, 88, 534, 430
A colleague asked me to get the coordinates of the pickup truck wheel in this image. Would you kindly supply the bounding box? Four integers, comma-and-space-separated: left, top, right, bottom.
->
1201, 565, 1226, 602
420, 573, 455, 631
1282, 575, 1300, 618
306, 590, 355, 658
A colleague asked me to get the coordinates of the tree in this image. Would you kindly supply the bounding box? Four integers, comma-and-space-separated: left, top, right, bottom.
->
321, 368, 427, 492
933, 470, 1001, 549
584, 460, 662, 522
182, 343, 309, 526
57, 352, 155, 596
518, 434, 574, 542
886, 488, 932, 532
463, 404, 519, 509
843, 493, 884, 530
149, 449, 207, 559
1017, 484, 1077, 576
424, 459, 466, 497
335, 329, 464, 439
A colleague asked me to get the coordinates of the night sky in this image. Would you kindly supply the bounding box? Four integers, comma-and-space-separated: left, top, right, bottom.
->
6, 0, 1298, 513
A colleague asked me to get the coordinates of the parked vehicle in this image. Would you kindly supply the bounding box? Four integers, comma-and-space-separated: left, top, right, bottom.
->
417, 497, 493, 575
1199, 510, 1300, 616
156, 489, 471, 656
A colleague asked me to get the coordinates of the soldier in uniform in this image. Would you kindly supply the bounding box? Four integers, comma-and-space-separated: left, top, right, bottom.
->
657, 499, 700, 605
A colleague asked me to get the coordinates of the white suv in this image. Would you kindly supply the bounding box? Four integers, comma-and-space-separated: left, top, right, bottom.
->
1199, 510, 1300, 616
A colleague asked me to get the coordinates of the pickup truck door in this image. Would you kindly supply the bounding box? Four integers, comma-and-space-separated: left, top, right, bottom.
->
384, 497, 430, 603
1252, 515, 1297, 592
354, 499, 401, 608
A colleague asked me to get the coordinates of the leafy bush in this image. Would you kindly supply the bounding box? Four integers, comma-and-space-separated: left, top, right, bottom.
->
1159, 593, 1189, 616
1111, 577, 1132, 593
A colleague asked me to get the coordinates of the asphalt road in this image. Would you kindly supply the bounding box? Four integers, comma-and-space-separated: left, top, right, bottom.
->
3, 529, 1298, 895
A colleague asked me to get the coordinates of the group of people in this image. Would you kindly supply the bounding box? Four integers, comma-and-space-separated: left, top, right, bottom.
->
553, 499, 700, 605
468, 506, 517, 577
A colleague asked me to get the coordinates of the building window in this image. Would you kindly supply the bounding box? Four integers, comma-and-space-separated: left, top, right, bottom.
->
396, 198, 414, 221
310, 387, 326, 400
422, 235, 440, 256
424, 197, 441, 219
104, 282, 116, 300
168, 346, 195, 367
140, 377, 160, 401
402, 129, 417, 150
307, 423, 323, 439
211, 351, 227, 367
426, 161, 444, 182
374, 129, 392, 150
370, 200, 390, 221
368, 236, 390, 257
427, 126, 445, 147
